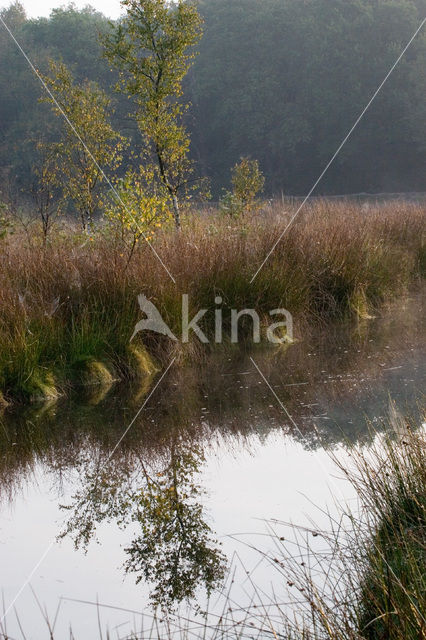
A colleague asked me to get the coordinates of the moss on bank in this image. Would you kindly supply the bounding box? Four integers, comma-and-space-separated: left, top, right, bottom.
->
71, 357, 116, 387
127, 344, 159, 378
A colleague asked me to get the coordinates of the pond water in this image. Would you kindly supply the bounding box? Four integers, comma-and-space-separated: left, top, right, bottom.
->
0, 292, 424, 638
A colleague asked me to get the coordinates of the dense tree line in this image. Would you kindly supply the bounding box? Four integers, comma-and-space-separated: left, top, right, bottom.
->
0, 0, 425, 200
192, 0, 426, 194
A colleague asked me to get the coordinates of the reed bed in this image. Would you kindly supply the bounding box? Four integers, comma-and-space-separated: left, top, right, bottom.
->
0, 200, 424, 401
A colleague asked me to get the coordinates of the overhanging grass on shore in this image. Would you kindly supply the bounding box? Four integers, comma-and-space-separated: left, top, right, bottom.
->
0, 200, 424, 401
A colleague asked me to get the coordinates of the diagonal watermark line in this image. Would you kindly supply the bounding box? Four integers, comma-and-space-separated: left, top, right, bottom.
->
249, 357, 303, 437
249, 356, 346, 501
0, 541, 54, 625
0, 21, 179, 619
0, 358, 176, 623
0, 16, 179, 624
250, 17, 426, 283
251, 356, 426, 617
106, 356, 176, 461
0, 15, 176, 285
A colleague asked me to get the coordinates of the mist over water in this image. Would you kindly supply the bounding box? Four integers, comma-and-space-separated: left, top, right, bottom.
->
0, 290, 424, 637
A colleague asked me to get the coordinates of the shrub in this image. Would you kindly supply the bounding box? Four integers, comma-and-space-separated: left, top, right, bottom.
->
220, 157, 264, 217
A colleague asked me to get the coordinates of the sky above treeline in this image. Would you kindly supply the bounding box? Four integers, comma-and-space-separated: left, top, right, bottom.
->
0, 0, 122, 18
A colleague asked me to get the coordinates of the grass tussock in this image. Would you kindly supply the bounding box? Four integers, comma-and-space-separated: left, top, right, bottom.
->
271, 415, 425, 640
352, 427, 425, 639
0, 200, 424, 401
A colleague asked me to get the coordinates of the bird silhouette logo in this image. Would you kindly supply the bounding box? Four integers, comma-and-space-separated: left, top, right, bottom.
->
130, 294, 178, 342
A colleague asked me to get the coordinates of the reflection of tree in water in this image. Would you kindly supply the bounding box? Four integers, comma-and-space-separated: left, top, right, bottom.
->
1, 293, 423, 606
59, 432, 226, 609
125, 445, 226, 606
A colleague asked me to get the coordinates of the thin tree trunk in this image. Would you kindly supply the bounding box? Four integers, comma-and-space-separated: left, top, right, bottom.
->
171, 194, 181, 231
155, 142, 181, 230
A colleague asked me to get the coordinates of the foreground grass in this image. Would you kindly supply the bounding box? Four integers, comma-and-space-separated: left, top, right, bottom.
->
2, 412, 424, 638
355, 433, 425, 640
0, 200, 424, 401
278, 415, 426, 640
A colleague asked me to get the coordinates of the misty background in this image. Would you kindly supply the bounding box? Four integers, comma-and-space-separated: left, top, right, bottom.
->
1, 0, 425, 199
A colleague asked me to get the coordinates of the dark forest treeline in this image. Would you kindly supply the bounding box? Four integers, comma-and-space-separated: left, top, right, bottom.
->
0, 0, 425, 199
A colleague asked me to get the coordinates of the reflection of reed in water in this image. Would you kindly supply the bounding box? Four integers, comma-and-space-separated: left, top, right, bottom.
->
0, 290, 424, 502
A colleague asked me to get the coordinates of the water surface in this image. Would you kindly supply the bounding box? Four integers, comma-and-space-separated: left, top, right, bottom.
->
0, 292, 424, 638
